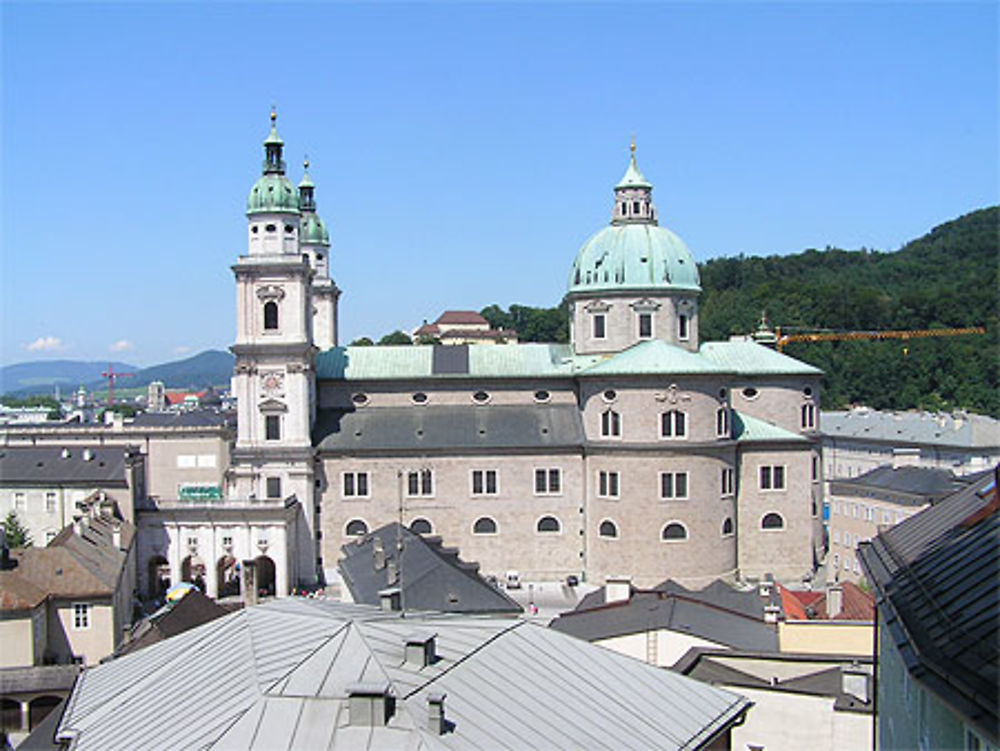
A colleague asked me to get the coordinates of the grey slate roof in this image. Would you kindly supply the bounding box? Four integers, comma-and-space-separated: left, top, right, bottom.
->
0, 664, 80, 694
858, 468, 999, 743
314, 404, 584, 454
822, 408, 1000, 449
56, 598, 751, 750
0, 445, 132, 486
829, 464, 973, 505
339, 523, 522, 615
130, 411, 230, 428
116, 590, 232, 657
551, 579, 780, 654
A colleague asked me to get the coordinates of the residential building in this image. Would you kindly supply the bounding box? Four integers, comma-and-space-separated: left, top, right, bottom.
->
858, 467, 998, 751
0, 445, 144, 546
825, 464, 977, 583
412, 310, 519, 344
778, 582, 875, 656
822, 407, 1000, 479
337, 522, 522, 614
0, 510, 136, 668
49, 598, 751, 749
0, 665, 79, 744
675, 648, 873, 751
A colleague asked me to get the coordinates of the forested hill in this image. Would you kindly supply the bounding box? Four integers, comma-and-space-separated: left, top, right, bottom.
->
697, 206, 998, 416
480, 206, 998, 417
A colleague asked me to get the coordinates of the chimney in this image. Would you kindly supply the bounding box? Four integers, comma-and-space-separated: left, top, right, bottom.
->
427, 692, 447, 735
827, 583, 844, 619
758, 580, 773, 598
841, 662, 870, 704
373, 537, 386, 571
72, 515, 84, 537
605, 575, 632, 604
112, 523, 122, 551
763, 604, 781, 624
243, 559, 259, 606
379, 587, 402, 612
347, 682, 395, 727
404, 633, 437, 669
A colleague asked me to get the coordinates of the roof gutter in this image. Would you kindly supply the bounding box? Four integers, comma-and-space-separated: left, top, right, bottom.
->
681, 695, 753, 751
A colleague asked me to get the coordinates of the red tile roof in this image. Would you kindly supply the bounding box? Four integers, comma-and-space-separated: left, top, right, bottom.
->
436, 311, 489, 325
781, 582, 875, 621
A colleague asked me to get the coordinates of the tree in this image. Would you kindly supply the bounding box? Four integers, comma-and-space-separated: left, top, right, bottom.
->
350, 337, 374, 346
3, 510, 32, 548
378, 330, 413, 346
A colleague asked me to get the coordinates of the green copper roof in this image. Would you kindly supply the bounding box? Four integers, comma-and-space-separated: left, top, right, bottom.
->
579, 340, 729, 376
298, 171, 314, 189
247, 173, 299, 215
300, 212, 330, 246
699, 340, 822, 376
616, 154, 651, 190
569, 223, 701, 294
264, 124, 283, 146
733, 411, 808, 443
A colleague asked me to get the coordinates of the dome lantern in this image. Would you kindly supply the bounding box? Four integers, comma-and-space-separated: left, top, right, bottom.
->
246, 108, 299, 216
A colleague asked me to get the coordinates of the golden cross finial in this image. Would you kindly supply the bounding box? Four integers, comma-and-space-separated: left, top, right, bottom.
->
630, 134, 636, 156
304, 154, 310, 171
270, 104, 277, 123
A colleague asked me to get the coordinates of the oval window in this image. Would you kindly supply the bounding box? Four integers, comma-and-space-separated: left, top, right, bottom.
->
803, 386, 813, 397
265, 224, 276, 232
742, 387, 759, 399
718, 388, 727, 399
534, 390, 551, 403
603, 389, 617, 402
412, 392, 428, 404
472, 391, 490, 404
251, 225, 259, 234
351, 393, 369, 406
284, 224, 294, 234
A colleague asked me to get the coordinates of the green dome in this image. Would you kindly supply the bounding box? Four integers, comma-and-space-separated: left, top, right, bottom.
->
300, 212, 330, 246
568, 223, 700, 294
247, 174, 299, 215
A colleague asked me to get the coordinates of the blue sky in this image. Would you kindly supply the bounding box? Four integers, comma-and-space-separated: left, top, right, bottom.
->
2, 2, 996, 367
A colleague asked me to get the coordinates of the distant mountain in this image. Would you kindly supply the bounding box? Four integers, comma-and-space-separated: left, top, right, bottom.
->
2, 350, 235, 397
0, 360, 137, 395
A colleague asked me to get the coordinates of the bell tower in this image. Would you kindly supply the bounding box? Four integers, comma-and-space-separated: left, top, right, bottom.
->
229, 109, 318, 591
298, 159, 341, 351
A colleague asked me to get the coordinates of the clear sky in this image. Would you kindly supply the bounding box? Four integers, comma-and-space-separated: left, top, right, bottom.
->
2, 2, 996, 367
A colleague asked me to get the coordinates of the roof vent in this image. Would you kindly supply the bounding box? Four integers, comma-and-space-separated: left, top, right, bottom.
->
763, 604, 781, 624
61, 448, 71, 459
427, 691, 447, 735
404, 633, 437, 669
841, 662, 870, 704
82, 449, 94, 462
379, 587, 401, 612
346, 682, 395, 727
758, 580, 772, 598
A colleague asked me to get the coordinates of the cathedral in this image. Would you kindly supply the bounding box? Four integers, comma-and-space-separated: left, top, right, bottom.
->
138, 112, 824, 597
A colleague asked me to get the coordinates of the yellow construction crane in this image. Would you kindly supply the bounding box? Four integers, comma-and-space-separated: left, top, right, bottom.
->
768, 325, 987, 353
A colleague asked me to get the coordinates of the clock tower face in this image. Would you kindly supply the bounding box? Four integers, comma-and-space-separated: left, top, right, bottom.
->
261, 371, 284, 395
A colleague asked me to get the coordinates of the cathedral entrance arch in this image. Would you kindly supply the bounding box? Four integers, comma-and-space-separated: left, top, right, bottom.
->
217, 555, 240, 598
147, 555, 170, 600
254, 555, 276, 597
181, 555, 207, 593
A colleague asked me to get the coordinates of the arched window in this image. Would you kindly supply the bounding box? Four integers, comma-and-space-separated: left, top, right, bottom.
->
761, 513, 785, 530
536, 516, 561, 533
601, 409, 621, 437
721, 517, 734, 536
409, 518, 432, 535
661, 523, 688, 541
473, 517, 497, 535
345, 519, 368, 536
599, 520, 618, 538
263, 301, 279, 330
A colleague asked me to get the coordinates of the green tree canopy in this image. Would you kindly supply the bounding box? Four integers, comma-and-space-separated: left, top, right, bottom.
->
3, 510, 33, 548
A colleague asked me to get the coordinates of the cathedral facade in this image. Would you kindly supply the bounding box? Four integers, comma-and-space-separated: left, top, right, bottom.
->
139, 113, 824, 597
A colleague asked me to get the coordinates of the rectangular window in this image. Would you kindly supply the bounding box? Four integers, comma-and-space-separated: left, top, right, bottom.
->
196, 454, 217, 468
177, 454, 197, 468
265, 415, 281, 441
598, 471, 620, 498
811, 455, 819, 482
721, 468, 735, 495
801, 403, 816, 429
593, 314, 606, 339
45, 530, 57, 544
266, 477, 282, 499
45, 491, 57, 514
407, 469, 433, 497
72, 603, 91, 630
834, 529, 841, 544
661, 410, 686, 438
471, 469, 498, 496
760, 465, 786, 490
678, 314, 689, 341
660, 472, 689, 500
883, 510, 892, 524
601, 409, 621, 437
534, 468, 562, 495
716, 408, 729, 437
342, 472, 370, 498
638, 313, 652, 339
13, 492, 25, 511
222, 535, 233, 547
